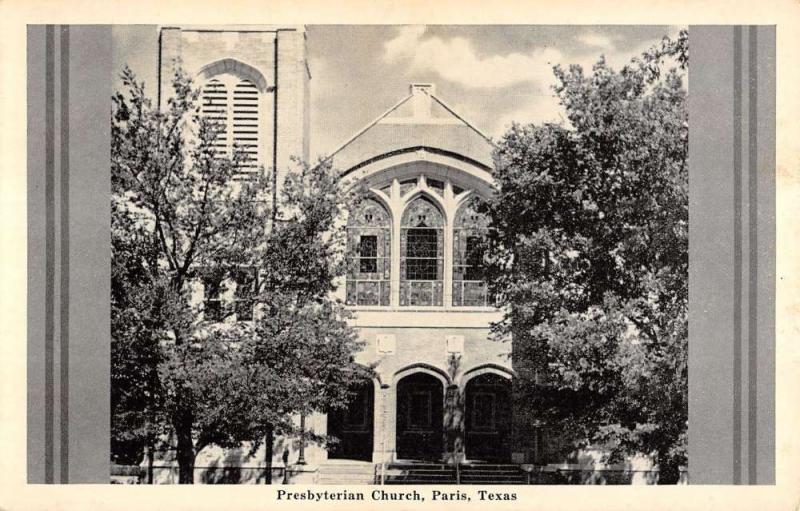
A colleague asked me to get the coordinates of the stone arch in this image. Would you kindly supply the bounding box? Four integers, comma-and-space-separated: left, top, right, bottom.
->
197, 58, 269, 92
348, 196, 393, 227
462, 363, 515, 385
401, 193, 446, 228
401, 186, 448, 220
393, 363, 452, 387
454, 195, 491, 231
341, 151, 494, 199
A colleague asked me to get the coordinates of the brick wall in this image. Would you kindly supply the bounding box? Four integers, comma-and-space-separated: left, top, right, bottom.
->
354, 326, 511, 383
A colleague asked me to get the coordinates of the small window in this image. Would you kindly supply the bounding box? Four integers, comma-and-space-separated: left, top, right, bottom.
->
358, 235, 378, 274
203, 277, 223, 322
234, 269, 257, 321
427, 179, 445, 196
405, 228, 439, 280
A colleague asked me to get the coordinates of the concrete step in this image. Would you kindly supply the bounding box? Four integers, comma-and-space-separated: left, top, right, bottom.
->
317, 463, 376, 484
384, 464, 456, 485
384, 463, 527, 485
319, 466, 375, 474
317, 462, 528, 485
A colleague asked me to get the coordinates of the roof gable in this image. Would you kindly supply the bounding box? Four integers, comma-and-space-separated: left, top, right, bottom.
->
328, 84, 496, 173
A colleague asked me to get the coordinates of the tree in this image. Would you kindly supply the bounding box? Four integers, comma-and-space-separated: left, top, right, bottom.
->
111, 67, 366, 483
487, 31, 688, 483
110, 195, 170, 479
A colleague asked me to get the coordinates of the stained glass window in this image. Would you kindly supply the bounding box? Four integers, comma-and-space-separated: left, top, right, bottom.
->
346, 199, 391, 306
453, 196, 492, 306
464, 236, 485, 281
405, 229, 438, 280
400, 196, 444, 306
359, 235, 378, 274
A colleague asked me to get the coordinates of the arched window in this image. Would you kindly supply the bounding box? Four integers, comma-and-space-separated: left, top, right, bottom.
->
199, 73, 262, 176
453, 196, 491, 306
400, 196, 444, 306
346, 198, 391, 306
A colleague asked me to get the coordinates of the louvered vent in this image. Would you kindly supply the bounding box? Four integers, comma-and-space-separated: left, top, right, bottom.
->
200, 79, 229, 156
232, 80, 259, 170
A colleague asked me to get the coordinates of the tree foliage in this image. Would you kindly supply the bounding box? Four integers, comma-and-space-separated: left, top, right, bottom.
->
487, 31, 688, 483
110, 67, 366, 483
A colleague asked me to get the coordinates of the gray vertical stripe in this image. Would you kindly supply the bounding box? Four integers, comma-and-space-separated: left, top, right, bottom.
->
753, 25, 776, 485
732, 24, 742, 485
747, 25, 758, 485
59, 24, 70, 484
44, 24, 55, 485
733, 25, 764, 485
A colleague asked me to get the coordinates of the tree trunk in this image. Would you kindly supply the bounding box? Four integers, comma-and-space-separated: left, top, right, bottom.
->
264, 424, 274, 485
174, 409, 195, 484
170, 326, 196, 484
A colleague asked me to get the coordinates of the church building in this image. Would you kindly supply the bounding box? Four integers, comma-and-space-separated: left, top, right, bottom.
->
155, 25, 547, 485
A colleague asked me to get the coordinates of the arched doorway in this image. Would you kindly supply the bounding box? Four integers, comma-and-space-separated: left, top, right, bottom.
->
396, 372, 444, 461
464, 373, 512, 462
327, 380, 374, 461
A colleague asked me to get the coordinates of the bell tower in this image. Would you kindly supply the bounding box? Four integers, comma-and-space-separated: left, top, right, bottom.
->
158, 25, 310, 197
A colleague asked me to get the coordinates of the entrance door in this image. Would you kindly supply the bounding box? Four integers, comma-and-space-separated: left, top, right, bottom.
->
465, 373, 512, 462
327, 380, 374, 461
396, 373, 444, 461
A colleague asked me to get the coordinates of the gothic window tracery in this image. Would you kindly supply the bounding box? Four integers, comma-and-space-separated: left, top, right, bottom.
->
346, 198, 391, 306
453, 196, 491, 306
400, 196, 444, 306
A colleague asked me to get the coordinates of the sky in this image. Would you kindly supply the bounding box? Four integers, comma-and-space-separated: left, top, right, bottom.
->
112, 25, 683, 161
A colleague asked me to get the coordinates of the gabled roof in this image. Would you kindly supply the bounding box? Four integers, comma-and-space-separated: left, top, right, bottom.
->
327, 84, 496, 175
